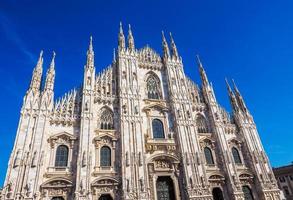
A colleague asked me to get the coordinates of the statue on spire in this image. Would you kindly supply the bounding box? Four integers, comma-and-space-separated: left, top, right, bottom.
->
118, 22, 125, 50
169, 32, 179, 59
162, 31, 170, 58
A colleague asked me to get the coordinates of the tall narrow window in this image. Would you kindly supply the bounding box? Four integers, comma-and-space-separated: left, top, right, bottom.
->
100, 146, 111, 167
232, 147, 242, 164
55, 145, 69, 167
242, 186, 254, 200
146, 74, 161, 99
204, 147, 214, 165
196, 115, 209, 133
100, 108, 114, 130
152, 119, 165, 139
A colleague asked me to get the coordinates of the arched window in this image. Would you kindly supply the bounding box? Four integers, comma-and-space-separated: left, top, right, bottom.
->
100, 108, 114, 130
152, 119, 165, 139
232, 147, 242, 164
100, 146, 111, 167
196, 115, 209, 133
55, 145, 69, 167
146, 74, 161, 99
204, 147, 214, 165
242, 186, 254, 200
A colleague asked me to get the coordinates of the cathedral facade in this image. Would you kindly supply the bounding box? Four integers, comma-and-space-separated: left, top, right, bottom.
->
1, 24, 281, 200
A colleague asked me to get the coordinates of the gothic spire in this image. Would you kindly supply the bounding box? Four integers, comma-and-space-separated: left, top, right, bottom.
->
232, 79, 248, 113
162, 31, 170, 58
127, 24, 135, 51
29, 50, 43, 92
169, 32, 178, 59
196, 55, 209, 86
44, 51, 56, 91
86, 36, 94, 69
225, 78, 240, 112
118, 22, 125, 50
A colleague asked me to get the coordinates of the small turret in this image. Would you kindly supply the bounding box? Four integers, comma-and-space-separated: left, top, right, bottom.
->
118, 22, 125, 50
44, 51, 56, 91
29, 51, 43, 93
127, 24, 135, 51
162, 31, 170, 58
169, 32, 179, 59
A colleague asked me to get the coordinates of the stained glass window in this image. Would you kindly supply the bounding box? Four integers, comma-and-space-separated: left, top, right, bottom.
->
100, 146, 111, 167
204, 147, 214, 165
100, 108, 114, 130
152, 119, 165, 139
55, 145, 68, 167
232, 147, 242, 164
146, 74, 160, 99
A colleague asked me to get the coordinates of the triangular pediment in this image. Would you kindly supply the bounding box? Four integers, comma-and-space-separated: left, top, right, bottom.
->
41, 178, 72, 188
142, 102, 168, 112
48, 132, 76, 142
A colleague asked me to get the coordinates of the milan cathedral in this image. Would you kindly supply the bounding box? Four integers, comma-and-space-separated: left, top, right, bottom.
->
0, 23, 281, 200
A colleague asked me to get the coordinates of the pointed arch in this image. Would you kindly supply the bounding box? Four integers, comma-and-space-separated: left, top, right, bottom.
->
145, 72, 161, 99
196, 114, 209, 133
99, 107, 114, 130
232, 147, 242, 164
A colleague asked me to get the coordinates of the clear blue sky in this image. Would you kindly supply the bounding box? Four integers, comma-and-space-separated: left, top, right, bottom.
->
0, 0, 292, 186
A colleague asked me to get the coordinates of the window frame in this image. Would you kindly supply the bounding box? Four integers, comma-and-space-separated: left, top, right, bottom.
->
152, 118, 165, 139
232, 147, 242, 164
100, 145, 112, 167
204, 146, 215, 165
55, 145, 69, 168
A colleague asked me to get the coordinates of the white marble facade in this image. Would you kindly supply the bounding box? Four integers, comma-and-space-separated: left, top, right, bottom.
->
0, 24, 281, 200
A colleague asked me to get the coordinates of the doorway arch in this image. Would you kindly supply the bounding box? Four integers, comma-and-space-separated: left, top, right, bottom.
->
156, 176, 176, 200
99, 194, 113, 200
212, 187, 224, 200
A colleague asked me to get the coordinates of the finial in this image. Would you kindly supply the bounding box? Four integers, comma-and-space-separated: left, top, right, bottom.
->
113, 48, 116, 61
39, 50, 43, 58
49, 51, 56, 69
88, 36, 93, 52
128, 24, 132, 32
162, 31, 166, 40
196, 54, 202, 66
169, 32, 173, 41
120, 22, 123, 34
225, 78, 233, 93
232, 79, 240, 93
